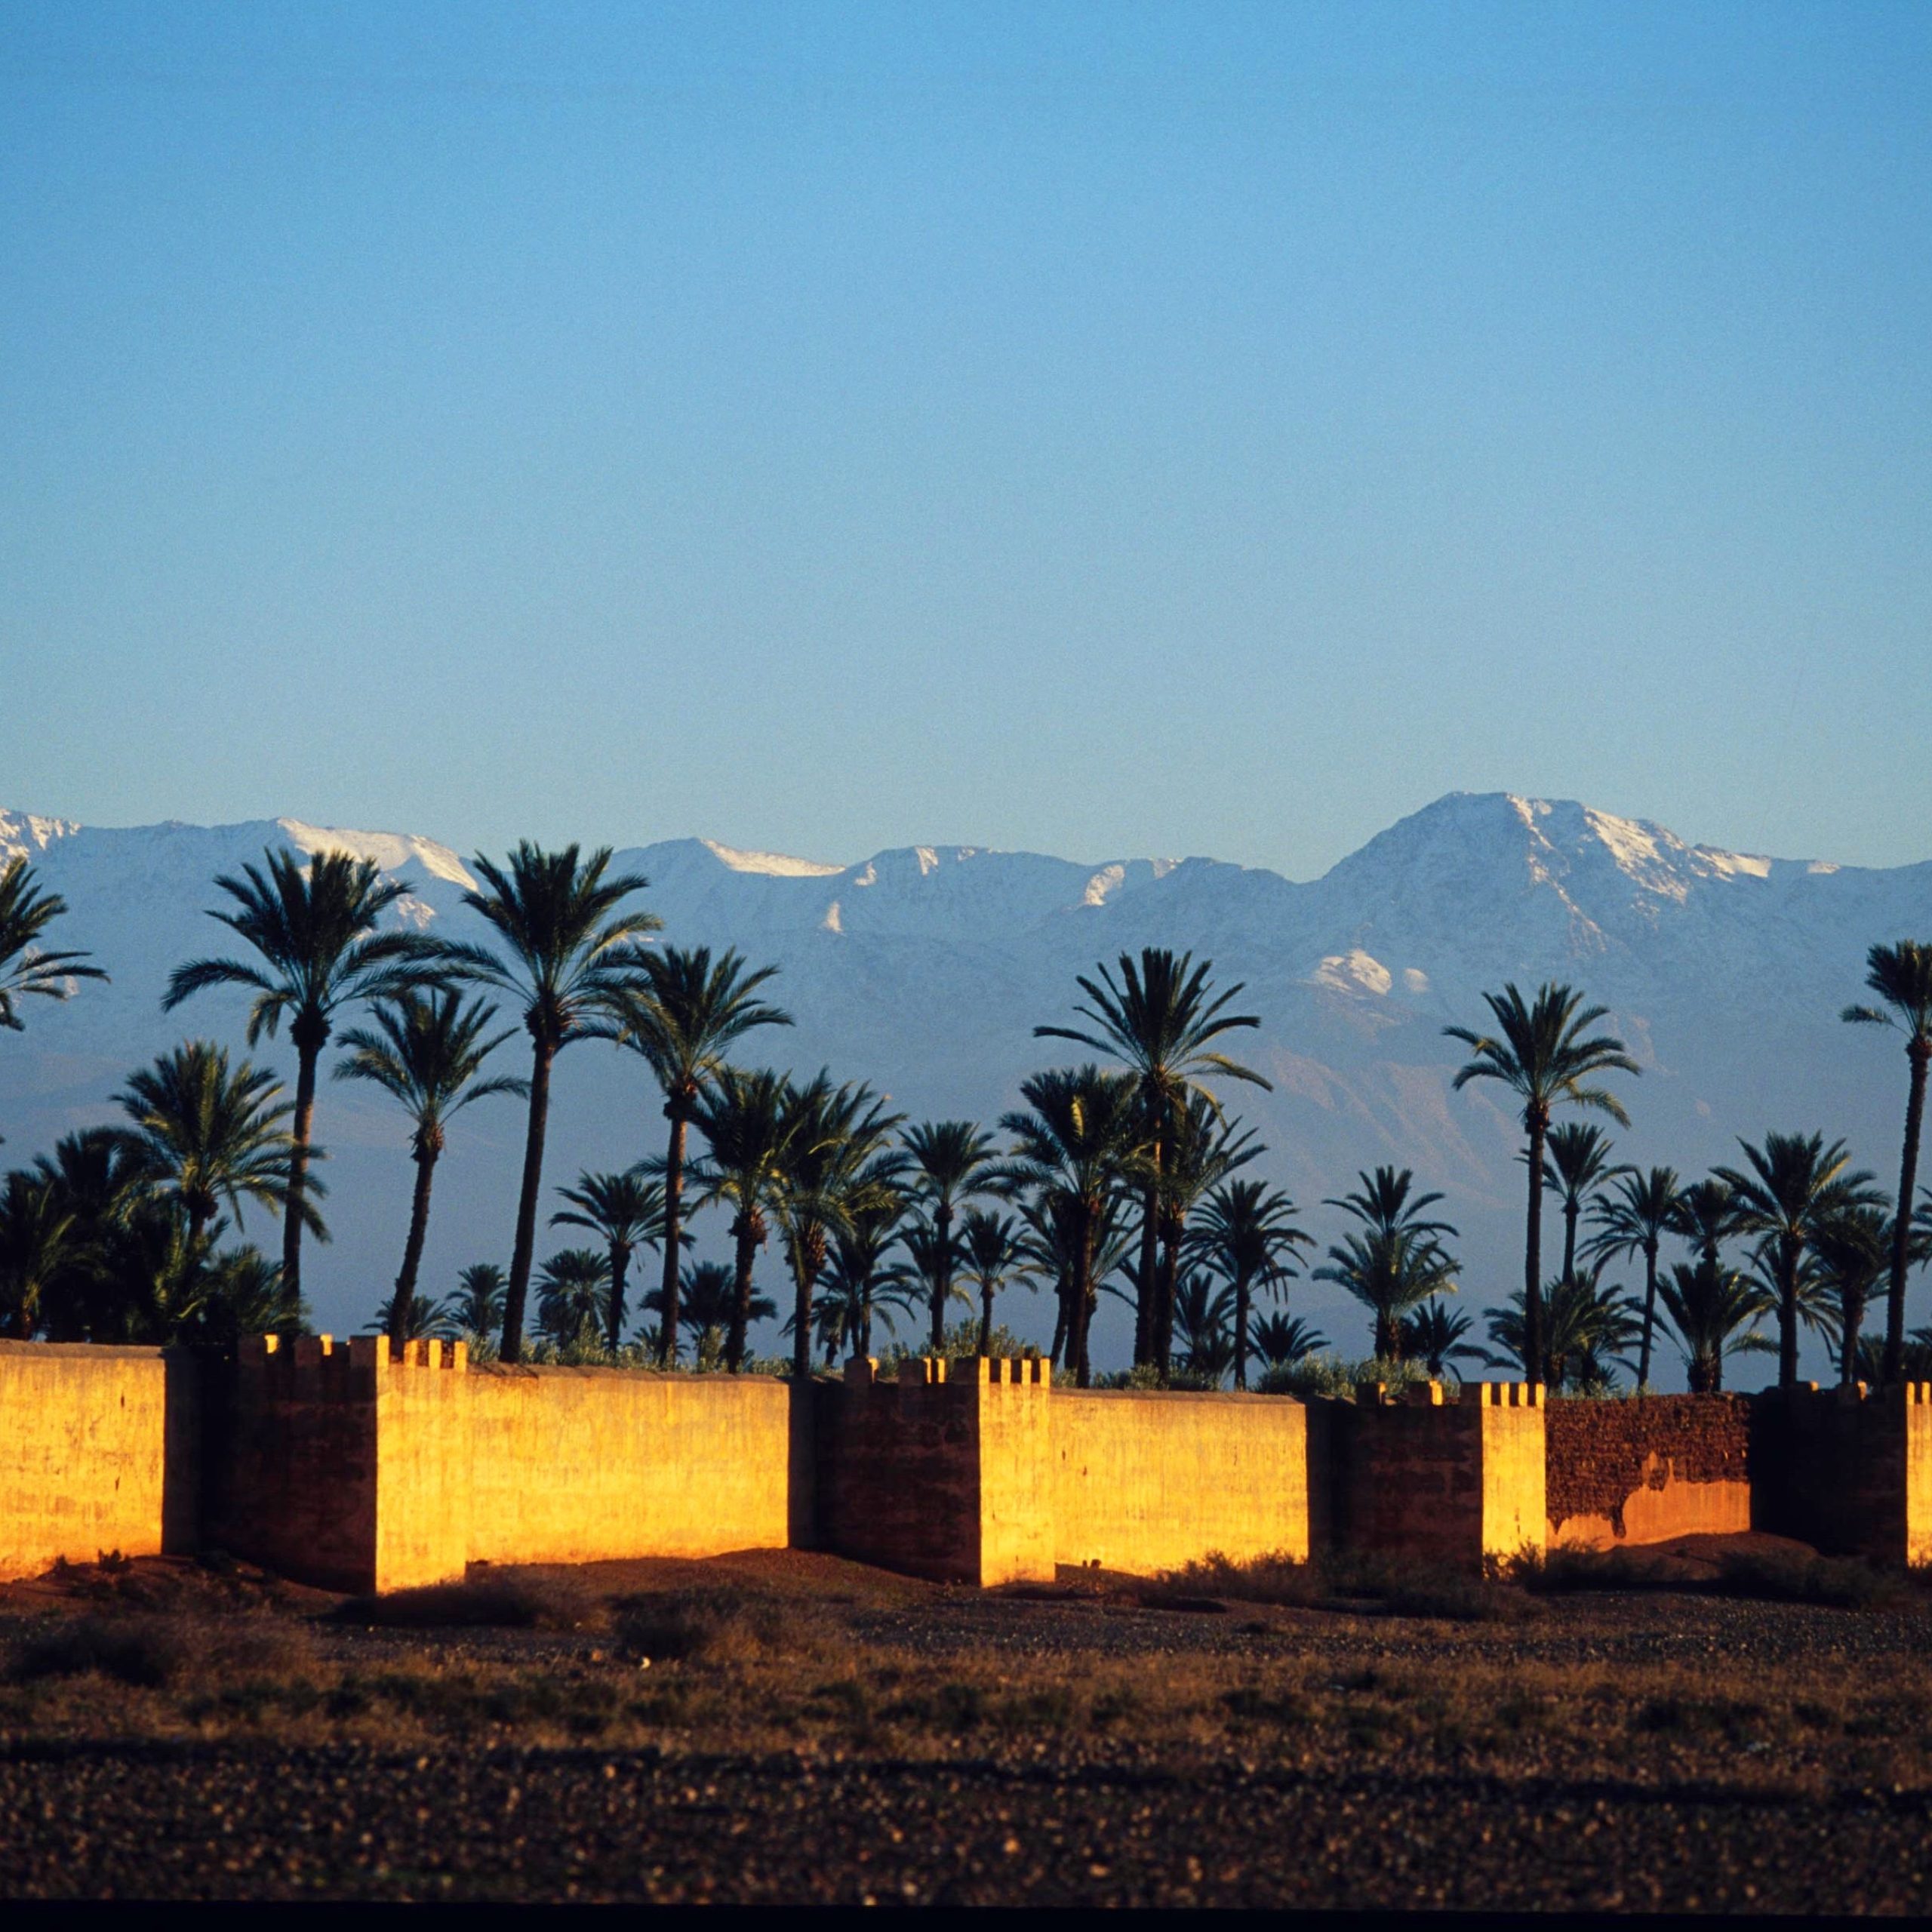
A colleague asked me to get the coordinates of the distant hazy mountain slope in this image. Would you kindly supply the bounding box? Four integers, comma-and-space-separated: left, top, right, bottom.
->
4, 795, 1928, 1384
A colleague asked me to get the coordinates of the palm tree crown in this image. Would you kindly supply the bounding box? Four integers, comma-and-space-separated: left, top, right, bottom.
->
901, 1119, 1000, 1352
1588, 1164, 1680, 1388
163, 846, 429, 1302
551, 1169, 665, 1353
0, 855, 107, 1033
688, 1065, 799, 1371
440, 842, 659, 1362
1445, 981, 1638, 1384
1316, 1167, 1460, 1361
1843, 938, 1932, 1381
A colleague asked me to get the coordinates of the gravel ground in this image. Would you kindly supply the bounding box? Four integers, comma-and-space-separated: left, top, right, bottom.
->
3, 1547, 1930, 1909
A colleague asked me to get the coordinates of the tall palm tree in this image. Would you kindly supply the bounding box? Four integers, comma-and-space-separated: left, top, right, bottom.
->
688, 1066, 798, 1371
1143, 1095, 1260, 1378
1445, 983, 1639, 1385
365, 1287, 459, 1342
1808, 1207, 1921, 1386
163, 848, 432, 1304
776, 1075, 904, 1380
1716, 1131, 1882, 1387
0, 855, 107, 1038
551, 1169, 665, 1353
816, 1194, 912, 1360
1036, 949, 1271, 1365
1656, 1259, 1772, 1392
116, 1041, 318, 1250
1843, 940, 1932, 1380
1543, 1122, 1629, 1285
535, 1246, 611, 1350
900, 1121, 1000, 1352
438, 843, 659, 1361
1171, 1271, 1237, 1386
334, 990, 526, 1342
0, 1170, 75, 1338
955, 1206, 1038, 1356
1188, 1177, 1312, 1389
995, 1065, 1140, 1386
1484, 1266, 1641, 1393
611, 946, 792, 1364
1012, 1185, 1136, 1372
28, 1128, 146, 1341
1669, 1177, 1740, 1270
1588, 1165, 1681, 1389
1318, 1168, 1460, 1360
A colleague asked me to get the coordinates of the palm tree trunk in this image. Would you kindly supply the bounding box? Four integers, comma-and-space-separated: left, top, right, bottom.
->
1562, 1199, 1579, 1284
1841, 1287, 1864, 1386
1885, 1041, 1928, 1383
726, 1212, 758, 1372
1522, 1111, 1548, 1385
1234, 1269, 1252, 1391
1777, 1234, 1800, 1389
607, 1241, 629, 1354
283, 1040, 321, 1304
1134, 1175, 1160, 1364
789, 1231, 814, 1382
1638, 1240, 1658, 1389
931, 1199, 953, 1352
387, 1146, 438, 1343
501, 1035, 554, 1365
978, 1279, 993, 1356
1050, 1278, 1069, 1367
1154, 1226, 1181, 1383
1073, 1204, 1097, 1388
657, 1105, 688, 1367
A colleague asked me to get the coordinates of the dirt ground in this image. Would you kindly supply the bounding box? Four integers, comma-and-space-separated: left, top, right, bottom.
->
2, 1540, 1930, 1908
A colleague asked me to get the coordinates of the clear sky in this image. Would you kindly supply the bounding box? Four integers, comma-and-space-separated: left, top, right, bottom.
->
3, 2, 1928, 878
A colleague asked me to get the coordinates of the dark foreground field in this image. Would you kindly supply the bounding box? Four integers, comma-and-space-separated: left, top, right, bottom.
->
2, 1540, 1930, 1909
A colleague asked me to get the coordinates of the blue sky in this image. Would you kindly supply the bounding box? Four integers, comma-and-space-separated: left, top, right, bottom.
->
3, 2, 1928, 876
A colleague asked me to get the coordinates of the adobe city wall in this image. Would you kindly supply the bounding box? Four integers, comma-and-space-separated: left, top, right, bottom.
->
0, 1340, 199, 1580
5, 1337, 1932, 1592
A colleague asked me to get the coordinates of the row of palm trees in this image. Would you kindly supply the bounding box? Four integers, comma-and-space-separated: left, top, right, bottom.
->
3, 843, 1930, 1391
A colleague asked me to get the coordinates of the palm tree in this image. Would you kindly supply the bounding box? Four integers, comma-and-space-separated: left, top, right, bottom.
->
1316, 1168, 1460, 1360
454, 1262, 506, 1340
611, 947, 792, 1364
28, 1128, 146, 1341
688, 1066, 798, 1371
1252, 1312, 1329, 1376
1171, 1271, 1236, 1385
0, 856, 106, 1039
646, 1257, 777, 1361
1036, 949, 1271, 1365
438, 844, 659, 1362
534, 1246, 611, 1349
1445, 983, 1639, 1385
1543, 1122, 1628, 1285
1657, 1259, 1772, 1392
1484, 1267, 1641, 1392
1588, 1165, 1681, 1389
1143, 1095, 1260, 1378
813, 1195, 912, 1360
1843, 940, 1932, 1380
993, 1065, 1140, 1386
551, 1169, 665, 1353
1809, 1207, 1912, 1386
1188, 1178, 1312, 1389
1012, 1186, 1136, 1372
776, 1075, 904, 1380
365, 1288, 459, 1341
900, 1121, 1000, 1353
955, 1207, 1038, 1356
162, 847, 433, 1307
1401, 1299, 1483, 1380
334, 990, 526, 1342
0, 1170, 75, 1337
1715, 1131, 1882, 1387
116, 1041, 318, 1250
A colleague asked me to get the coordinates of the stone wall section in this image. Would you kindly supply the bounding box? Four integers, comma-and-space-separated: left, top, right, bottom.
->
1546, 1395, 1752, 1548
1751, 1383, 1932, 1567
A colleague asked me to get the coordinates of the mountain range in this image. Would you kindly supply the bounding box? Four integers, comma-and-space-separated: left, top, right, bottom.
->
5, 792, 1929, 1384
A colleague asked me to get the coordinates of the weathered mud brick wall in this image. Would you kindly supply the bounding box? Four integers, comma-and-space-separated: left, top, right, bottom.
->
1545, 1395, 1752, 1548
466, 1364, 802, 1566
815, 1358, 1053, 1586
1751, 1383, 1932, 1567
1333, 1383, 1545, 1571
214, 1335, 471, 1595
1052, 1389, 1311, 1573
0, 1340, 200, 1580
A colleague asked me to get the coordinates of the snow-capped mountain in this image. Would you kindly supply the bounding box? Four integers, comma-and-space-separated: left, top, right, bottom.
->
5, 793, 1930, 1383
